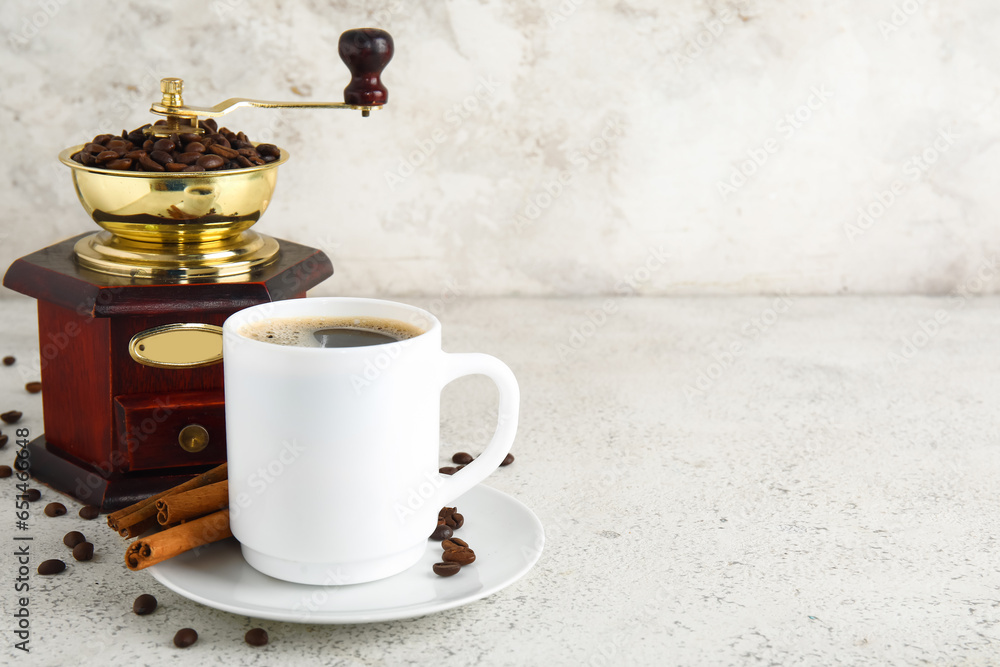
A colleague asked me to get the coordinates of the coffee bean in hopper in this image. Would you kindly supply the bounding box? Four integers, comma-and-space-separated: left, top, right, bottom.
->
133, 594, 157, 615
173, 628, 198, 648
44, 502, 66, 517
79, 505, 100, 520
244, 628, 269, 646
38, 559, 65, 575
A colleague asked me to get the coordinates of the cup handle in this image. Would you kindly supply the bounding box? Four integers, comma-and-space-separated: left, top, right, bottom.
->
432, 352, 520, 507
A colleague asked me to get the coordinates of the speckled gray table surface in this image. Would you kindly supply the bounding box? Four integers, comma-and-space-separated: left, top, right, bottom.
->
0, 294, 998, 667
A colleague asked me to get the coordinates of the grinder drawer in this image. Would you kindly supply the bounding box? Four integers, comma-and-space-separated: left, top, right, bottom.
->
114, 390, 227, 472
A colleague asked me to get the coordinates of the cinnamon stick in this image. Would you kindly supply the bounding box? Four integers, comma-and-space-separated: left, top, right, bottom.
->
156, 480, 229, 526
107, 463, 228, 538
125, 509, 232, 571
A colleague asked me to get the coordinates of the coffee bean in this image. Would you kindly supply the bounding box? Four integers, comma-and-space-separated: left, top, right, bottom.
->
107, 158, 133, 170
0, 434, 8, 448
38, 559, 65, 575
449, 537, 469, 549
452, 513, 464, 529
197, 154, 225, 170
133, 593, 158, 615
44, 502, 66, 517
444, 514, 457, 529
149, 150, 175, 165
433, 561, 461, 577
165, 163, 188, 172
441, 539, 465, 551
24, 382, 42, 394
257, 143, 280, 158
138, 153, 164, 172
95, 150, 120, 164
176, 152, 202, 165
439, 507, 456, 519
79, 505, 100, 520
439, 466, 457, 475
0, 465, 11, 478
182, 165, 206, 172
25, 488, 40, 501
153, 138, 175, 152
184, 141, 206, 154
236, 156, 254, 168
179, 133, 200, 143
202, 118, 218, 132
442, 547, 476, 565
73, 542, 94, 561
452, 452, 474, 465
93, 134, 114, 145
209, 144, 239, 159
173, 628, 198, 648
501, 453, 515, 466
244, 628, 269, 646
2, 410, 23, 424
63, 531, 86, 548
430, 524, 453, 541
2, 356, 14, 366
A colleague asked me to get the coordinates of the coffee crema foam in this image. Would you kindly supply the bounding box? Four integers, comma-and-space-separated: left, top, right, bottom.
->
239, 316, 424, 348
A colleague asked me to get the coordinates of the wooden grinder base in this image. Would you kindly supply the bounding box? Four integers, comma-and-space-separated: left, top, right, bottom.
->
3, 233, 333, 511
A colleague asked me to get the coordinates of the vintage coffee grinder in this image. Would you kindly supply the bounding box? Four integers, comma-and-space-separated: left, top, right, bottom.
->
3, 28, 393, 511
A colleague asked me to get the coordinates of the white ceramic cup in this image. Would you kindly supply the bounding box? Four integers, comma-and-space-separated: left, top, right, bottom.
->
222, 297, 519, 585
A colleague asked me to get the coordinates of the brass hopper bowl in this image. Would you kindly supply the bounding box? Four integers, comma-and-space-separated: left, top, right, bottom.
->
61, 146, 289, 279
63, 27, 393, 279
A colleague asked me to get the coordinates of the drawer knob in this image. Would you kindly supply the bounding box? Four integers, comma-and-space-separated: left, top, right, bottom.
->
178, 424, 210, 453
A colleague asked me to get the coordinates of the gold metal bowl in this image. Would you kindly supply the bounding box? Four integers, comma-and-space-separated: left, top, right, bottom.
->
58, 145, 289, 245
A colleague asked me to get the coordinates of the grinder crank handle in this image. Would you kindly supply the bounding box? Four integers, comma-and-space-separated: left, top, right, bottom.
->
339, 28, 394, 106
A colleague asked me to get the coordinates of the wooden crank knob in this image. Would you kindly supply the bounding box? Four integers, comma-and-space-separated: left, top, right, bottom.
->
339, 28, 394, 106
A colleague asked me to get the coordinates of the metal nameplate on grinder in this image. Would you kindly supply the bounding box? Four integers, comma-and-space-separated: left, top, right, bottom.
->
129, 323, 224, 369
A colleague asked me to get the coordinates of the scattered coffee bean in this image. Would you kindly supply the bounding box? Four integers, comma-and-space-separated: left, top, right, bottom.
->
73, 542, 94, 561
452, 452, 474, 465
501, 453, 515, 466
0, 434, 8, 448
452, 513, 464, 529
24, 488, 40, 501
439, 466, 457, 475
24, 382, 42, 394
244, 628, 269, 646
133, 593, 158, 615
38, 559, 65, 575
1, 411, 22, 424
63, 531, 86, 548
2, 356, 14, 366
44, 502, 67, 517
442, 547, 476, 565
71, 123, 280, 173
173, 628, 198, 648
0, 465, 11, 478
433, 561, 461, 577
446, 537, 469, 549
443, 514, 457, 529
430, 524, 453, 541
79, 505, 100, 520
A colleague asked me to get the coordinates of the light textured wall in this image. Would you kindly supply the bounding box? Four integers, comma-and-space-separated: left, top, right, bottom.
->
1, 0, 998, 296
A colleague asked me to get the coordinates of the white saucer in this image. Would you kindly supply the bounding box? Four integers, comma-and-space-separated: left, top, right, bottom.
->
146, 485, 544, 623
